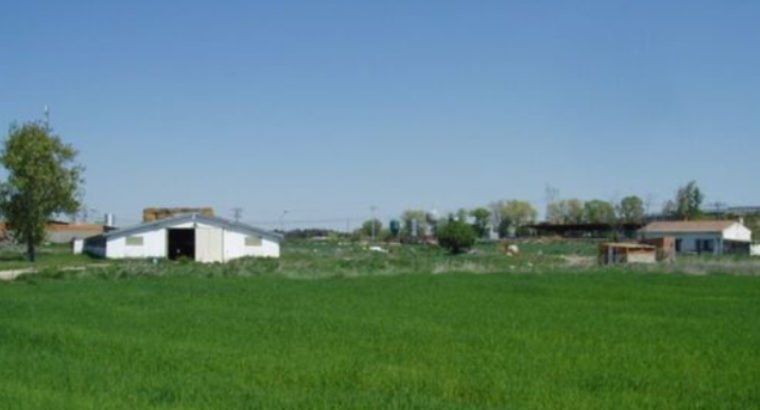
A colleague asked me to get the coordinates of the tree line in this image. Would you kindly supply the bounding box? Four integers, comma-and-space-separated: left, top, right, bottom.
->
355, 181, 707, 244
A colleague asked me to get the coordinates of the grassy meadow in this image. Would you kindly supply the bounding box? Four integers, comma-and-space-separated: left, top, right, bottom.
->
1, 240, 760, 409
0, 244, 97, 271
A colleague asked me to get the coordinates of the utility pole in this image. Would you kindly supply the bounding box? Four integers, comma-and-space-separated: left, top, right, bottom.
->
232, 208, 243, 223
710, 202, 727, 219
545, 184, 559, 221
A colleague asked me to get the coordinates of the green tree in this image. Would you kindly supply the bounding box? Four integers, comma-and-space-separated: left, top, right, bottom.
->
584, 200, 616, 224
492, 200, 537, 237
456, 208, 468, 223
566, 199, 585, 223
0, 122, 83, 261
469, 207, 491, 239
545, 201, 567, 224
664, 181, 704, 220
617, 195, 645, 223
547, 199, 584, 224
358, 219, 383, 239
436, 220, 476, 254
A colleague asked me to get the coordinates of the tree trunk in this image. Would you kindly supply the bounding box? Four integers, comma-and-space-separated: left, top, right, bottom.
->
27, 239, 36, 262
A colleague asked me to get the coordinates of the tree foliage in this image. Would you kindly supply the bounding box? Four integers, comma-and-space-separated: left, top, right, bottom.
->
546, 199, 584, 224
664, 181, 703, 220
491, 200, 537, 237
436, 220, 476, 254
0, 122, 83, 261
617, 196, 645, 223
469, 207, 491, 238
584, 200, 616, 224
358, 219, 383, 239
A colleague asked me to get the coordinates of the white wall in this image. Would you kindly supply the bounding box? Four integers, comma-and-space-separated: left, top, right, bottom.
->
723, 223, 752, 242
106, 228, 167, 259
751, 244, 760, 257
223, 229, 280, 260
195, 227, 224, 263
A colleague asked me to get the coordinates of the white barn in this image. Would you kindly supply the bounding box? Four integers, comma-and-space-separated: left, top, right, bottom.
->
84, 213, 282, 262
638, 220, 752, 255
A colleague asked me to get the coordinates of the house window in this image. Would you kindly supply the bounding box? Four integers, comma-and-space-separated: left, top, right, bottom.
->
697, 239, 714, 253
245, 235, 262, 247
126, 236, 144, 246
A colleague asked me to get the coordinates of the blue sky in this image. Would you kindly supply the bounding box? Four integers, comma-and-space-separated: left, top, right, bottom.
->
1, 1, 759, 229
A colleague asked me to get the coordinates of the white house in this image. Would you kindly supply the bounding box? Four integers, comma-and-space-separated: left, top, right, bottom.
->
83, 213, 282, 262
638, 220, 752, 255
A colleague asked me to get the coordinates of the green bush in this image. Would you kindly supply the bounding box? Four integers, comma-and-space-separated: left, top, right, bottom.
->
437, 220, 476, 254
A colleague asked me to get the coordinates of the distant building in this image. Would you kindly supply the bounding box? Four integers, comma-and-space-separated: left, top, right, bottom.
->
598, 243, 657, 265
0, 221, 105, 244
725, 206, 760, 216
638, 220, 751, 255
84, 213, 281, 263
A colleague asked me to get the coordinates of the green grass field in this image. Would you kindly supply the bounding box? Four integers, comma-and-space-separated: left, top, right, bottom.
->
0, 244, 97, 271
2, 270, 760, 409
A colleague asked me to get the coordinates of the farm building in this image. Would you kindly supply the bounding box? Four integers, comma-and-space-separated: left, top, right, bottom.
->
638, 220, 752, 255
83, 213, 281, 262
598, 243, 657, 265
0, 221, 106, 244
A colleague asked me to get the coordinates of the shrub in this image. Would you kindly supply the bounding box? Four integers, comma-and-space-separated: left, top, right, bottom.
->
437, 220, 476, 254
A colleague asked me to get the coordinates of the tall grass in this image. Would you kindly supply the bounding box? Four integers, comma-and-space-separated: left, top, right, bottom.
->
1, 273, 759, 408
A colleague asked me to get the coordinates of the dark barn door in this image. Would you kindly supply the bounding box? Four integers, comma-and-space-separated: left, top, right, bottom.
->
168, 229, 195, 260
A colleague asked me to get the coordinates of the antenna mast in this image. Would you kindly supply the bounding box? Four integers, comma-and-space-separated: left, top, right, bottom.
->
43, 105, 50, 130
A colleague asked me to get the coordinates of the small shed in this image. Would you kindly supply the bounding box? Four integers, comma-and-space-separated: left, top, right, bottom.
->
640, 236, 676, 262
83, 213, 282, 263
599, 243, 657, 265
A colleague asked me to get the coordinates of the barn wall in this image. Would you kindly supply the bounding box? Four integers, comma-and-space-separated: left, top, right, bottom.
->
223, 230, 280, 260
102, 219, 280, 261
195, 226, 224, 263
107, 228, 167, 258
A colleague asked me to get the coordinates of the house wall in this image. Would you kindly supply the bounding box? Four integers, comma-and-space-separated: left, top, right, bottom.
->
723, 224, 752, 242
640, 232, 723, 254
751, 244, 760, 257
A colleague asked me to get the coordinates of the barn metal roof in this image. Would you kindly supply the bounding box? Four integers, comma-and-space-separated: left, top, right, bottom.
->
101, 213, 283, 242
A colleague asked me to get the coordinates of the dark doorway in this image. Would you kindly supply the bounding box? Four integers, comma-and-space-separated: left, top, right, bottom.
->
168, 229, 195, 260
